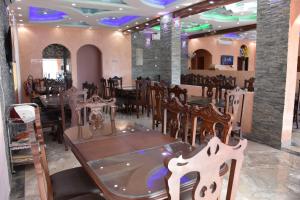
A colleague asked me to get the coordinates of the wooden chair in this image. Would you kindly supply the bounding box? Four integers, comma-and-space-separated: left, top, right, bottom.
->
168, 85, 188, 104
135, 80, 151, 118
162, 97, 188, 140
166, 136, 247, 200
149, 83, 166, 130
190, 103, 233, 146
226, 87, 246, 138
31, 110, 102, 200
244, 77, 255, 92
76, 95, 116, 131
82, 82, 98, 99
294, 80, 300, 128
99, 78, 107, 98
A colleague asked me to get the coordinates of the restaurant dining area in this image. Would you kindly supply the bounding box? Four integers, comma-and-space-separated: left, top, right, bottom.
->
1, 0, 300, 199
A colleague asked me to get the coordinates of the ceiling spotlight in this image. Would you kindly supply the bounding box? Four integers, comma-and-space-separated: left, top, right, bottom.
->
188, 8, 192, 11
135, 22, 139, 24
146, 17, 149, 20
86, 15, 89, 17
56, 25, 60, 28
19, 19, 23, 22
157, 19, 160, 22
43, 11, 47, 15
218, 25, 222, 28
89, 27, 92, 29
127, 30, 131, 32
72, 3, 76, 6
112, 17, 116, 20
119, 8, 123, 11
118, 28, 122, 31
126, 25, 129, 28
136, 27, 139, 29
17, 7, 21, 10
237, 21, 240, 24
18, 14, 22, 17
175, 6, 180, 9
209, 1, 214, 4
145, 23, 149, 26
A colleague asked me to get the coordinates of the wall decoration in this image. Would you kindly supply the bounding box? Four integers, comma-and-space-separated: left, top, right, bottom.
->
221, 55, 234, 65
240, 45, 249, 57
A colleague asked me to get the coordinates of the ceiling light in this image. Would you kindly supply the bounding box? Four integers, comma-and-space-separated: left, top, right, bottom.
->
126, 25, 129, 28
127, 30, 131, 32
136, 27, 139, 29
118, 29, 122, 31
209, 1, 214, 4
18, 14, 22, 17
145, 23, 149, 26
43, 11, 47, 15
72, 3, 76, 6
135, 22, 139, 24
157, 19, 160, 22
112, 17, 116, 20
218, 25, 222, 28
17, 7, 21, 10
86, 15, 88, 17
237, 22, 240, 24
19, 19, 23, 22
146, 17, 149, 20
119, 8, 123, 11
89, 27, 92, 29
188, 8, 192, 11
175, 6, 180, 9
56, 25, 60, 28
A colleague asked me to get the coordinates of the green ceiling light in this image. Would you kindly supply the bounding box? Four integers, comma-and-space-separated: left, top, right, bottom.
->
183, 23, 212, 33
200, 11, 256, 22
152, 25, 161, 31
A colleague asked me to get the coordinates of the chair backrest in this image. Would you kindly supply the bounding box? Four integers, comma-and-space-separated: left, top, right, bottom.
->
82, 82, 98, 99
190, 103, 233, 146
110, 76, 123, 88
244, 77, 255, 92
76, 95, 116, 130
60, 87, 87, 128
162, 97, 187, 139
168, 85, 188, 104
136, 80, 151, 105
226, 87, 246, 126
166, 136, 247, 200
149, 83, 166, 124
99, 78, 107, 98
32, 107, 53, 200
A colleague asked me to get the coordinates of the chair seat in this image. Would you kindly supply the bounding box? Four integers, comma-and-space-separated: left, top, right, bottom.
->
69, 193, 105, 200
51, 167, 100, 200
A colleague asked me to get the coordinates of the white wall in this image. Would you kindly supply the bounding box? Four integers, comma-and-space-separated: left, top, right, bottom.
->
0, 105, 10, 200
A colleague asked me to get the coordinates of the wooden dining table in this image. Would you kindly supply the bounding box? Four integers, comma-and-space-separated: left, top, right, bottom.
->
64, 120, 197, 200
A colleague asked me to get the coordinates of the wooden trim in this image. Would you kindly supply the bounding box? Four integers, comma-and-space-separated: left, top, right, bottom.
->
188, 24, 257, 39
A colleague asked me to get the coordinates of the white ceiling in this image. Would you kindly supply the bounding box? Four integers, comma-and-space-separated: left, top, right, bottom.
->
9, 0, 206, 29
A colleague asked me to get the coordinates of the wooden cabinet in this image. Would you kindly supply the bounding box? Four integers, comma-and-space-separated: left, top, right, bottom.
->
237, 57, 249, 71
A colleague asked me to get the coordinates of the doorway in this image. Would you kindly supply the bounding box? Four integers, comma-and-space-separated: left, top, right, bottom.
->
77, 45, 102, 89
191, 49, 212, 70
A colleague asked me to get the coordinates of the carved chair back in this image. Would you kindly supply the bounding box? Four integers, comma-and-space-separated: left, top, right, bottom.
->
244, 77, 255, 92
226, 87, 246, 126
136, 80, 151, 105
99, 78, 107, 98
76, 95, 116, 130
168, 85, 188, 104
166, 136, 247, 200
162, 97, 187, 139
190, 103, 233, 146
149, 83, 166, 129
82, 81, 98, 99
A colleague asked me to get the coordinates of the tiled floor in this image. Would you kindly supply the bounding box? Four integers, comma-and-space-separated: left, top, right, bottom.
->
10, 113, 300, 200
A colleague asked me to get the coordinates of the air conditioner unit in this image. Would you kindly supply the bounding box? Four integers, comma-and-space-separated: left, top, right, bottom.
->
218, 38, 233, 46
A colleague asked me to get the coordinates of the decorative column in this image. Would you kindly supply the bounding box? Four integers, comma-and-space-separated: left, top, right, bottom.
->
249, 0, 299, 148
160, 14, 181, 84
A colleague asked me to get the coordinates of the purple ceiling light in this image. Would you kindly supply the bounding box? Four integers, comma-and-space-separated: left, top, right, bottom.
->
29, 6, 67, 22
100, 16, 139, 27
143, 0, 178, 6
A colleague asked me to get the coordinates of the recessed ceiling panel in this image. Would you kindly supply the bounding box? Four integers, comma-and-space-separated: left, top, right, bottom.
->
75, 7, 109, 15
100, 16, 140, 27
142, 0, 178, 6
29, 6, 67, 22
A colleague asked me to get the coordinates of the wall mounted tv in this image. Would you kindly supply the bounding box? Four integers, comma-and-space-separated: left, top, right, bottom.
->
221, 55, 234, 66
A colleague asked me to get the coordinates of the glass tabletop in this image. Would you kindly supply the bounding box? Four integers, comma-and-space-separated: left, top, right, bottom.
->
65, 120, 153, 144
87, 142, 197, 199
188, 96, 225, 108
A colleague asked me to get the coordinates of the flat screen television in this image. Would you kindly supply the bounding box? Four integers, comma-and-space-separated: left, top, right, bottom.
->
221, 55, 234, 65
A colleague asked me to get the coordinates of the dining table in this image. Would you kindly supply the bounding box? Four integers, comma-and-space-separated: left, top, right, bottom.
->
38, 94, 67, 108
64, 120, 198, 200
188, 96, 225, 108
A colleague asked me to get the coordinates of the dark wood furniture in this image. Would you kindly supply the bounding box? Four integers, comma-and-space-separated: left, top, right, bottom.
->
294, 80, 300, 128
190, 103, 233, 146
82, 82, 98, 99
32, 115, 101, 200
64, 122, 195, 200
135, 80, 151, 118
149, 83, 166, 130
167, 85, 188, 104
162, 97, 188, 140
244, 77, 255, 92
99, 78, 107, 98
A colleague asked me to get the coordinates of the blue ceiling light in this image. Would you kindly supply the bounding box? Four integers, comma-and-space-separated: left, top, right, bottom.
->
75, 7, 109, 15
223, 33, 241, 39
29, 6, 67, 22
143, 0, 178, 6
100, 16, 139, 27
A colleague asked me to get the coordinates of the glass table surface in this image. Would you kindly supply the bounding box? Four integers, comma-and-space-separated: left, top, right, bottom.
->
87, 142, 197, 199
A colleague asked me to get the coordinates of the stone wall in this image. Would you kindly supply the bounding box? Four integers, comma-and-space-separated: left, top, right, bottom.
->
131, 16, 188, 82
0, 0, 15, 197
249, 0, 291, 148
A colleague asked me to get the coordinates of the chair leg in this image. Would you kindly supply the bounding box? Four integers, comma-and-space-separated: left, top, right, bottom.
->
137, 105, 139, 118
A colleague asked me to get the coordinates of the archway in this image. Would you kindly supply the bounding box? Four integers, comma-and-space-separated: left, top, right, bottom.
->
77, 45, 102, 89
191, 49, 212, 70
42, 44, 71, 80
